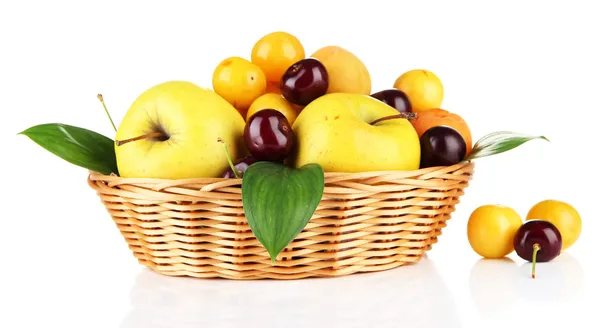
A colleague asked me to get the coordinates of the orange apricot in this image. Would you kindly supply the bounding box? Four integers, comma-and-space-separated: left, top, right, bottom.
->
310, 45, 371, 95
411, 108, 473, 154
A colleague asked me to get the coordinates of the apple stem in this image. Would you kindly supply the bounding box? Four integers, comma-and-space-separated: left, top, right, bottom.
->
115, 132, 164, 146
97, 94, 117, 132
370, 112, 417, 125
531, 243, 541, 279
217, 137, 241, 178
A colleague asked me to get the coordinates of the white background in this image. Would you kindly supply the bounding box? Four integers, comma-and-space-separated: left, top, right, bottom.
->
1, 0, 599, 327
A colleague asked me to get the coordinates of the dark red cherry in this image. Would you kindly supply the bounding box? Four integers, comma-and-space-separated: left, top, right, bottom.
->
222, 156, 258, 178
514, 219, 562, 278
370, 89, 412, 113
280, 58, 328, 106
244, 109, 295, 162
419, 126, 467, 168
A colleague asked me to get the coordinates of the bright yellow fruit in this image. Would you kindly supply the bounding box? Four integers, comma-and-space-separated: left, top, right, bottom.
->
115, 81, 247, 179
526, 200, 582, 250
246, 93, 298, 125
393, 69, 444, 112
212, 56, 267, 117
311, 46, 371, 95
251, 31, 305, 82
291, 93, 420, 172
467, 205, 523, 259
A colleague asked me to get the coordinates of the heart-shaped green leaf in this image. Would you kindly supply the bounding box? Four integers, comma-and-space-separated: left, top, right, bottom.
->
241, 161, 324, 263
464, 131, 549, 161
19, 123, 119, 175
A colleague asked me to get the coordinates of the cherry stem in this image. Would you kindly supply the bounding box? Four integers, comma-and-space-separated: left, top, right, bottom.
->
531, 243, 541, 279
97, 94, 117, 132
115, 132, 164, 146
370, 112, 417, 125
217, 137, 241, 179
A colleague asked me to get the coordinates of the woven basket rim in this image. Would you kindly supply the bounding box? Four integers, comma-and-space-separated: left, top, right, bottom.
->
89, 161, 474, 183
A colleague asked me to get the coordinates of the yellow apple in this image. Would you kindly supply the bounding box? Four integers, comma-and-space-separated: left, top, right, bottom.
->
115, 81, 247, 179
291, 93, 421, 172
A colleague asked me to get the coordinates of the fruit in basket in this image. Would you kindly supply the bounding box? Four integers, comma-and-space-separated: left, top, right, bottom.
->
525, 200, 581, 250
311, 45, 371, 95
514, 219, 562, 278
251, 31, 305, 82
410, 108, 472, 154
467, 204, 523, 259
114, 81, 247, 179
393, 69, 444, 112
245, 109, 295, 162
19, 29, 560, 278
370, 89, 412, 113
247, 93, 298, 125
291, 93, 420, 172
212, 56, 267, 116
280, 58, 329, 106
419, 126, 467, 168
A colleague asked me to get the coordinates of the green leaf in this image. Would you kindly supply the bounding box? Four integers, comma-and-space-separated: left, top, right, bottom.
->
19, 123, 119, 175
241, 161, 324, 263
464, 131, 549, 161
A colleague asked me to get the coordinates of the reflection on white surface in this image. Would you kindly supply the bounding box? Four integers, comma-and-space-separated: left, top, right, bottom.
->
121, 257, 461, 328
516, 252, 584, 303
469, 257, 520, 318
469, 252, 584, 318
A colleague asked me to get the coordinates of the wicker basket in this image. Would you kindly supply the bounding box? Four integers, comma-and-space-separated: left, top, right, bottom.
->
88, 161, 474, 280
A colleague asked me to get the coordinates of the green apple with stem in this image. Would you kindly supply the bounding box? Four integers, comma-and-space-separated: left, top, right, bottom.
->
113, 81, 248, 179
291, 93, 421, 172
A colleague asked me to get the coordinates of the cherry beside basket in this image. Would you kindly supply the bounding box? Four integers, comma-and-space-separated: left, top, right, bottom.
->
88, 161, 474, 280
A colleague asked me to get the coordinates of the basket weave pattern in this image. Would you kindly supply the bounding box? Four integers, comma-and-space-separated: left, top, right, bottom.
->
88, 162, 474, 280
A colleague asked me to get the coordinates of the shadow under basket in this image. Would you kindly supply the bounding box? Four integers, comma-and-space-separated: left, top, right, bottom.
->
88, 161, 474, 280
